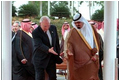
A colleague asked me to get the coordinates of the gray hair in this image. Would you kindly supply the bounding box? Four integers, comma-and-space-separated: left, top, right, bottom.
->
39, 16, 50, 23
14, 21, 21, 27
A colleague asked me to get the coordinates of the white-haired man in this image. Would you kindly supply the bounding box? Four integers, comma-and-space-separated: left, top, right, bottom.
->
32, 16, 63, 80
64, 13, 103, 80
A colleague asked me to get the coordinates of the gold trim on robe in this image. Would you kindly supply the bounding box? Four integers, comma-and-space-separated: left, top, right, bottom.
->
75, 26, 99, 51
22, 30, 33, 38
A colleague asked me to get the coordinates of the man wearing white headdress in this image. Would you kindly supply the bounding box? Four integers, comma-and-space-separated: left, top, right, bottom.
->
64, 13, 102, 80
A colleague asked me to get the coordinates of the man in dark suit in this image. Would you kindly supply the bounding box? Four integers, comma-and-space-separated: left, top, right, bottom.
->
12, 19, 35, 80
32, 16, 63, 80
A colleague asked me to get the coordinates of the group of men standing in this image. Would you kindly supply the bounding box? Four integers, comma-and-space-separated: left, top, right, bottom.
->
12, 13, 104, 80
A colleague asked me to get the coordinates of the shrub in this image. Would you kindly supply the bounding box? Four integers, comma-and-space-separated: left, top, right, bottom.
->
18, 4, 39, 17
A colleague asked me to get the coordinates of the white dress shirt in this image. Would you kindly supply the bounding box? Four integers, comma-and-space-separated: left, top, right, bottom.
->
46, 30, 52, 46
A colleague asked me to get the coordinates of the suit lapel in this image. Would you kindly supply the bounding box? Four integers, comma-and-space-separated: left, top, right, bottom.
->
38, 26, 54, 47
38, 26, 49, 44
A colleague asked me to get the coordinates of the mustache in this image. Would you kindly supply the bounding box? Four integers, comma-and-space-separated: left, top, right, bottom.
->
77, 27, 81, 29
76, 25, 81, 27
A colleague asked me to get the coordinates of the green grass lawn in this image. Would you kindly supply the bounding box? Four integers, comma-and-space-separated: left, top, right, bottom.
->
12, 17, 73, 38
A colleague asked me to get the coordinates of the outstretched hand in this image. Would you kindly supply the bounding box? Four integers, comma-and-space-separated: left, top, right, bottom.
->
49, 47, 58, 55
60, 52, 64, 56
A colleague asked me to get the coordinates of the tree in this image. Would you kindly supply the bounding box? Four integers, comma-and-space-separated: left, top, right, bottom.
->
91, 1, 104, 22
91, 7, 104, 22
12, 1, 17, 16
29, 1, 39, 11
18, 4, 39, 17
42, 1, 48, 15
50, 1, 71, 18
29, 1, 48, 16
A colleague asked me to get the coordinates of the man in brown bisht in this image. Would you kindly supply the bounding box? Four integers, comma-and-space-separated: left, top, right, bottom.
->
64, 13, 102, 80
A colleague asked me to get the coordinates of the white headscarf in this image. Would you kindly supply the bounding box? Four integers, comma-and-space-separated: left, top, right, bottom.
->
72, 13, 94, 48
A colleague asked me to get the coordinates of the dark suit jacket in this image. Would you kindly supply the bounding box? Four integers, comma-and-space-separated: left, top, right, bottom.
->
12, 30, 35, 78
32, 25, 60, 68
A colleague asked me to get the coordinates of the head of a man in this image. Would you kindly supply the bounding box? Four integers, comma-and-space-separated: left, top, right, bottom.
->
12, 21, 21, 33
63, 22, 69, 30
32, 22, 38, 29
74, 21, 84, 29
40, 16, 50, 32
21, 19, 32, 32
72, 13, 85, 29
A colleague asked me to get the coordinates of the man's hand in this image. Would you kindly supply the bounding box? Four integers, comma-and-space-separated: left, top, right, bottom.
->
91, 48, 97, 56
91, 55, 99, 61
64, 50, 73, 60
66, 49, 73, 56
49, 47, 58, 55
21, 59, 27, 64
60, 52, 64, 56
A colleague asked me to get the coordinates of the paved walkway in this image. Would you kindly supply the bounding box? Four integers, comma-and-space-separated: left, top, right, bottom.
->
57, 74, 66, 80
56, 69, 66, 80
